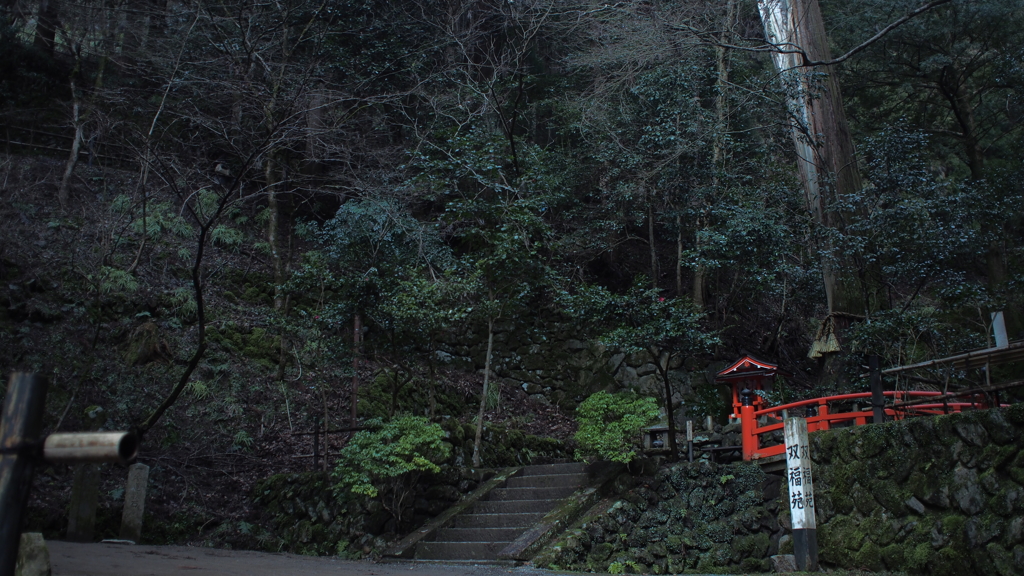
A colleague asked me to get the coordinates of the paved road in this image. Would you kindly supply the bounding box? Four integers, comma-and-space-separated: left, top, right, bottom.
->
47, 541, 573, 576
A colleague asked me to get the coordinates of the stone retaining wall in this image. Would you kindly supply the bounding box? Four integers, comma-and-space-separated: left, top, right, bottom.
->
808, 404, 1024, 575
435, 317, 696, 414
532, 460, 782, 573
532, 405, 1024, 575
251, 422, 570, 557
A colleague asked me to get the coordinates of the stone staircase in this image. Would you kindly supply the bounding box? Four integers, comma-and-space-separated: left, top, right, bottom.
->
414, 462, 587, 560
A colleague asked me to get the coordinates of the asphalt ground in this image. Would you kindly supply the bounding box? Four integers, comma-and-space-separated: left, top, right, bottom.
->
47, 541, 586, 576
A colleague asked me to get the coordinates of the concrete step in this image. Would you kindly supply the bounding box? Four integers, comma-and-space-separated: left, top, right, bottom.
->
472, 499, 559, 514
454, 512, 544, 528
416, 541, 510, 560
488, 486, 578, 501
518, 462, 586, 476
435, 527, 525, 542
506, 473, 588, 489
411, 461, 591, 560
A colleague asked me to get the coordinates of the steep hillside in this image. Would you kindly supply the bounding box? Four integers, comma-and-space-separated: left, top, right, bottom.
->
0, 155, 574, 549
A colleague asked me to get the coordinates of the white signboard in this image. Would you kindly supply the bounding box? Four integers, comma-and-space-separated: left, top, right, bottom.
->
784, 417, 815, 530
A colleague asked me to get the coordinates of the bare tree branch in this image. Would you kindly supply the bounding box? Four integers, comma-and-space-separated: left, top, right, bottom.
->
665, 0, 953, 69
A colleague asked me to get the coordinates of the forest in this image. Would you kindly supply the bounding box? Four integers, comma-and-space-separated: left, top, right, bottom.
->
0, 0, 1022, 557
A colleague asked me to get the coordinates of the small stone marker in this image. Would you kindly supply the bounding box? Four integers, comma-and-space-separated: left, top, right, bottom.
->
66, 463, 100, 542
784, 417, 817, 571
686, 420, 694, 462
15, 533, 51, 576
770, 554, 797, 573
119, 463, 150, 542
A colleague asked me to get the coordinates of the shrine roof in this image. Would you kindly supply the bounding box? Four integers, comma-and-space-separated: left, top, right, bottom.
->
715, 355, 791, 381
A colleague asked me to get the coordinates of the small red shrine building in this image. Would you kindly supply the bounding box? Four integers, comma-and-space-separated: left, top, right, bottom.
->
715, 355, 790, 422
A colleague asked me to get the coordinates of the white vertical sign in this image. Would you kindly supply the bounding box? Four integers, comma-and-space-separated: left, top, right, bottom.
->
784, 417, 815, 529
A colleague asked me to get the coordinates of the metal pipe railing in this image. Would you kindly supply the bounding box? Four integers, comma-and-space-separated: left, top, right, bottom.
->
2, 373, 141, 576
43, 432, 138, 465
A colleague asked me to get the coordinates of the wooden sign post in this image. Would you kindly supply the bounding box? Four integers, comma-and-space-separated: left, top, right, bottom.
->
784, 417, 817, 571
0, 373, 49, 576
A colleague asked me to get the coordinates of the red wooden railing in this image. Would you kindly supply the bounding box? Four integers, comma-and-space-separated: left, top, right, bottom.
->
739, 390, 998, 460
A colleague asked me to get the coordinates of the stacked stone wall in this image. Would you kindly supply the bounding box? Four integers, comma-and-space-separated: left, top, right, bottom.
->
435, 317, 695, 413
809, 404, 1024, 574
532, 405, 1024, 574
251, 421, 570, 557
533, 460, 782, 573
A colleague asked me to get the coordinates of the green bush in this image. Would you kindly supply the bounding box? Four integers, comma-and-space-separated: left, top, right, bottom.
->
331, 415, 450, 526
575, 391, 660, 463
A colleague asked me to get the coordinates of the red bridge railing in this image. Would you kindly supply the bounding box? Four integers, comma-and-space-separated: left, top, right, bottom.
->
739, 391, 996, 460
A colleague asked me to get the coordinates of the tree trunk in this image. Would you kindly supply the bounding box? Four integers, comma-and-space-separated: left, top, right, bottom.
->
322, 381, 329, 471
266, 155, 293, 383
651, 347, 677, 460
472, 317, 494, 468
132, 0, 167, 56
137, 217, 218, 436
938, 66, 985, 181
266, 157, 284, 313
676, 214, 684, 297
33, 0, 59, 56
758, 0, 863, 314
427, 361, 437, 420
351, 313, 361, 427
694, 0, 736, 309
58, 81, 82, 209
936, 66, 1019, 335
305, 88, 325, 169
648, 198, 658, 289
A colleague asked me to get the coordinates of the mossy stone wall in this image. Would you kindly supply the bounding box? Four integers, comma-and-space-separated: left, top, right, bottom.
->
437, 317, 694, 413
439, 419, 571, 469
811, 405, 1024, 575
253, 467, 482, 557
251, 424, 569, 557
533, 461, 781, 574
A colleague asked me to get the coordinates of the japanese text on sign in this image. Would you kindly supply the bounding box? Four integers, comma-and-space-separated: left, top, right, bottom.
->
784, 418, 816, 530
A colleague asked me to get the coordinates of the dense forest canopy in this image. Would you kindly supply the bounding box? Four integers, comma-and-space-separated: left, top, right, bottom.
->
1, 0, 1022, 453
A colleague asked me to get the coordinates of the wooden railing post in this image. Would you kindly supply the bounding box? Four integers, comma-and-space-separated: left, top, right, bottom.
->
0, 373, 49, 576
740, 389, 757, 460
817, 400, 830, 431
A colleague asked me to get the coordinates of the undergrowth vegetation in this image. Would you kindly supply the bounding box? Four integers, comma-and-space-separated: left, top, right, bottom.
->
1, 0, 1022, 561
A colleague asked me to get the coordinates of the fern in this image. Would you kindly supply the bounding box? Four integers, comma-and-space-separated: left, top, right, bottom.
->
211, 225, 245, 249
485, 379, 501, 410
98, 267, 138, 294
186, 380, 211, 400
233, 430, 254, 448
129, 202, 192, 239
111, 194, 133, 214
170, 287, 197, 317
254, 207, 272, 225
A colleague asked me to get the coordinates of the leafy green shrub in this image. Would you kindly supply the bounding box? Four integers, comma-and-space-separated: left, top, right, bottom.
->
689, 383, 728, 422
575, 391, 660, 463
332, 415, 450, 526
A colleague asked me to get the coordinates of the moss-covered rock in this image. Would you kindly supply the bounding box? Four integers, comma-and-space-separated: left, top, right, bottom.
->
809, 407, 1024, 574
536, 461, 776, 573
